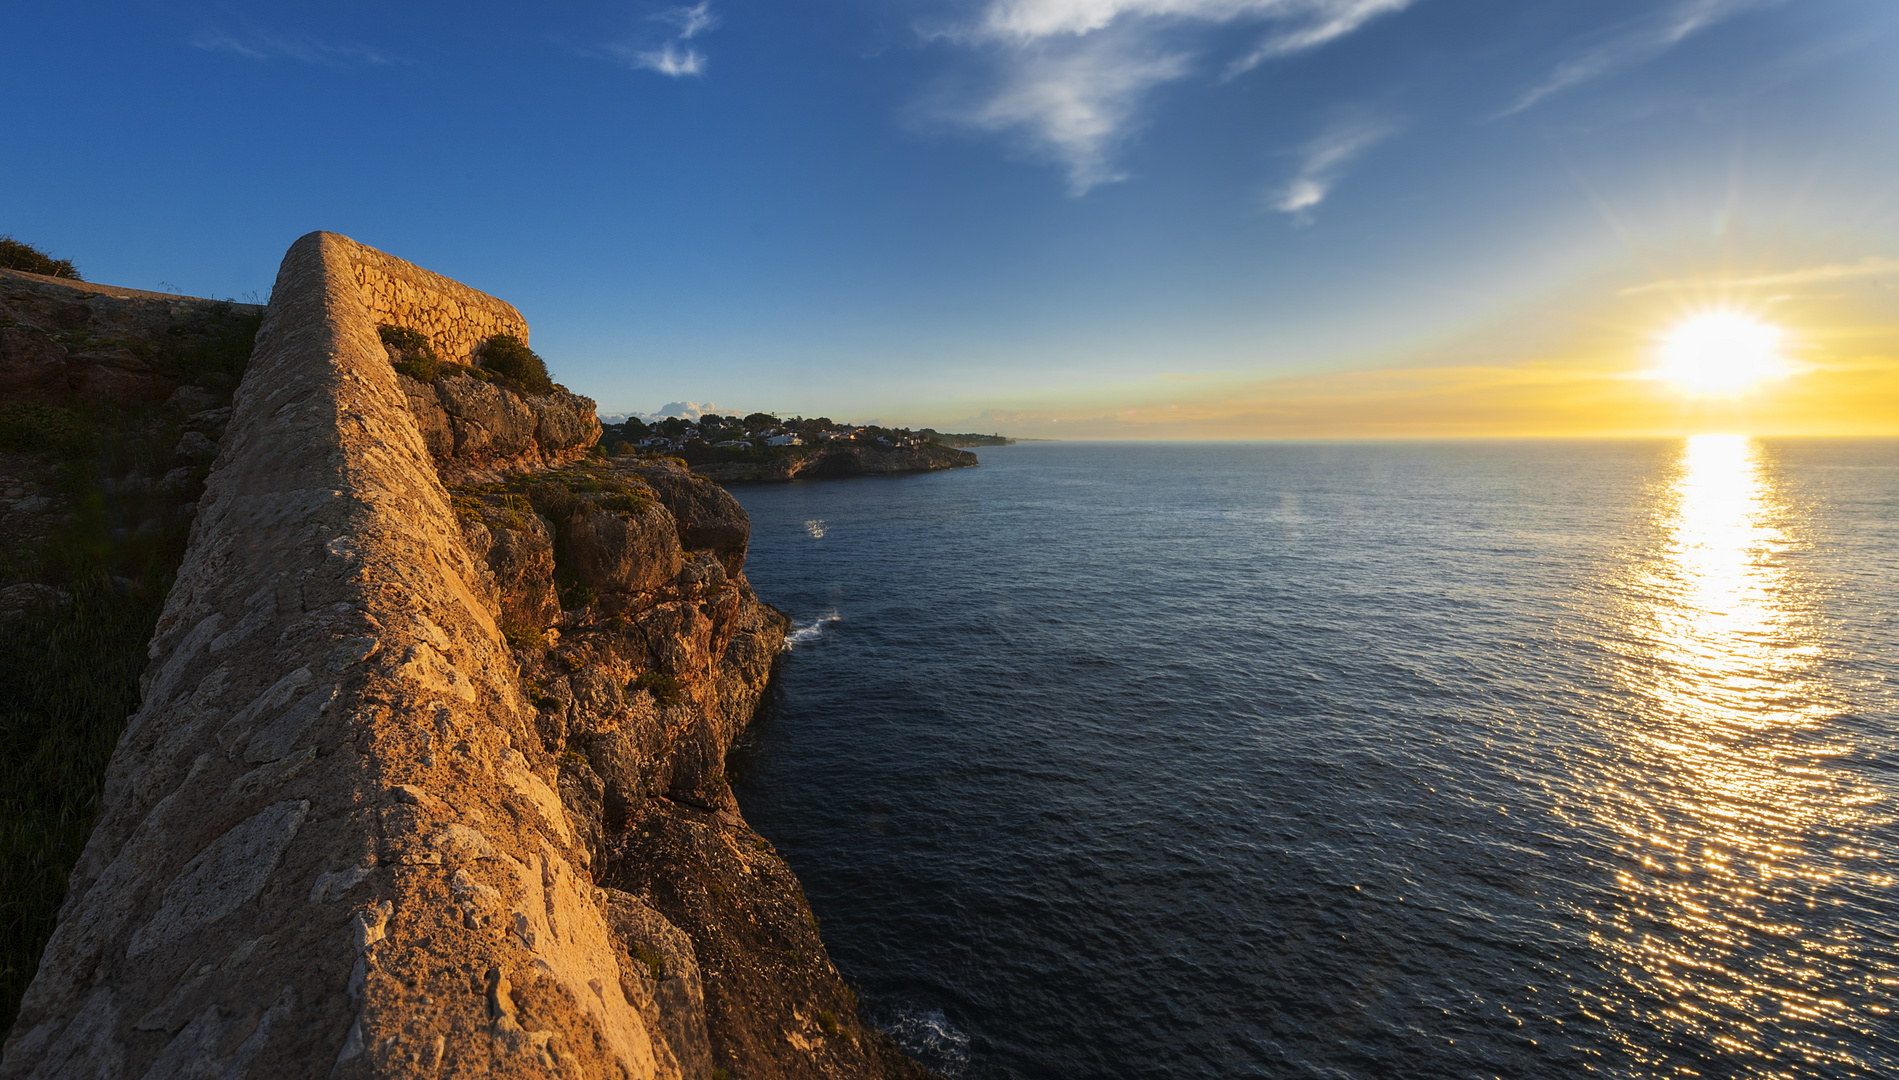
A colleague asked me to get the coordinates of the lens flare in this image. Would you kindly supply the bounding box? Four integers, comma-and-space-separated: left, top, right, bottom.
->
1654, 312, 1790, 396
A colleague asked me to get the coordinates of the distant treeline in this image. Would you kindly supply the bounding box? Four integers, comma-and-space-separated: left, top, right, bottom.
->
596, 413, 1011, 454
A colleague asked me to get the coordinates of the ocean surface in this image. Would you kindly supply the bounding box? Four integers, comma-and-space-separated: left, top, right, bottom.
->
723, 439, 1898, 1080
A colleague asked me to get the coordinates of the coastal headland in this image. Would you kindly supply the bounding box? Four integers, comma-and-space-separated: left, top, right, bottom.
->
0, 234, 933, 1079
596, 415, 986, 485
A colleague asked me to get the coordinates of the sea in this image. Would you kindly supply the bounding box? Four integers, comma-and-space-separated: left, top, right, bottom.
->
722, 439, 1898, 1080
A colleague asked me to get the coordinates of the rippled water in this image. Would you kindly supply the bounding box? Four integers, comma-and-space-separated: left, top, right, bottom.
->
725, 440, 1899, 1079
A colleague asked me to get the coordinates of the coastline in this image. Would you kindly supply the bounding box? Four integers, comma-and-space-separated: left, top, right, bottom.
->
0, 235, 935, 1080
690, 442, 977, 484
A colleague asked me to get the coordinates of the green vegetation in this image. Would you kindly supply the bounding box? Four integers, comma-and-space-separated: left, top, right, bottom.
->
501, 621, 545, 649
452, 464, 654, 524
376, 324, 432, 354
0, 305, 259, 1039
631, 943, 668, 982
556, 575, 598, 609
0, 405, 87, 457
632, 670, 683, 707
478, 333, 554, 395
817, 1009, 840, 1037
1, 576, 164, 1036
0, 236, 81, 280
378, 324, 443, 382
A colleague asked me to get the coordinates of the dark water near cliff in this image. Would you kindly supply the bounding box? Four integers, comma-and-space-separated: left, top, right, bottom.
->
725, 440, 1899, 1080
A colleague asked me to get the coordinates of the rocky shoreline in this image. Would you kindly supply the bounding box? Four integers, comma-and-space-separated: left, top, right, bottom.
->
690, 442, 977, 484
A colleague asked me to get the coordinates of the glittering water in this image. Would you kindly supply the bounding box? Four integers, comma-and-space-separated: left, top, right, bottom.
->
725, 440, 1899, 1080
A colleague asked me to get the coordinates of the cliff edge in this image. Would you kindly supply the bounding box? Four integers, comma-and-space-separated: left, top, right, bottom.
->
0, 233, 929, 1080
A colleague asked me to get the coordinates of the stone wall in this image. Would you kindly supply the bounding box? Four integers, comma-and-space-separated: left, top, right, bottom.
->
339, 238, 528, 366
0, 233, 680, 1080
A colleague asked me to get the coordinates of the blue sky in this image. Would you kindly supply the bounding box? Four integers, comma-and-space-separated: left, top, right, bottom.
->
7, 1, 1898, 434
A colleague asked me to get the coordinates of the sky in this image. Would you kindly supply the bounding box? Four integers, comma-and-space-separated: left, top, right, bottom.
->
6, 0, 1899, 437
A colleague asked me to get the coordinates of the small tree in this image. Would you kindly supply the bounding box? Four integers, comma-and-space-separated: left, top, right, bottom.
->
478, 334, 554, 395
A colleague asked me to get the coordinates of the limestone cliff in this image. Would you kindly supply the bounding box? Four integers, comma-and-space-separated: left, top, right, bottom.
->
0, 234, 929, 1080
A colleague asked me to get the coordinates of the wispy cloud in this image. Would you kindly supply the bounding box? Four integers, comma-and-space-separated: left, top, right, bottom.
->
951, 30, 1194, 194
1272, 116, 1392, 222
940, 0, 1415, 194
190, 27, 393, 65
1620, 256, 1899, 296
1224, 0, 1415, 77
606, 2, 720, 78
1501, 0, 1779, 116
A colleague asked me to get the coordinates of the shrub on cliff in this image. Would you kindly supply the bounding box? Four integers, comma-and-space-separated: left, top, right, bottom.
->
632, 669, 682, 707
0, 236, 81, 280
378, 324, 443, 382
479, 334, 554, 395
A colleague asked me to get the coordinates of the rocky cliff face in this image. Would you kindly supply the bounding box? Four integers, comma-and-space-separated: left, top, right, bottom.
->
0, 234, 929, 1080
0, 268, 263, 408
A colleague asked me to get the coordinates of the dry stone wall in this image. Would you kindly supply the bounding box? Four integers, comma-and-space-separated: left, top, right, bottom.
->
340, 238, 528, 366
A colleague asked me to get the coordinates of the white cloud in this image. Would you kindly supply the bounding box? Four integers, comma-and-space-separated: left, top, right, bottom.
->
941, 0, 1415, 194
1502, 0, 1780, 116
658, 1, 719, 39
611, 2, 718, 78
629, 43, 708, 76
1620, 256, 1899, 296
977, 0, 1410, 42
1224, 0, 1415, 76
600, 402, 724, 423
1272, 116, 1392, 222
190, 28, 392, 65
955, 31, 1194, 194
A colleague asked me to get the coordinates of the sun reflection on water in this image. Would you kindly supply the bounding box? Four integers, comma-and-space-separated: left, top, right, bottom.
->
1588, 435, 1891, 1076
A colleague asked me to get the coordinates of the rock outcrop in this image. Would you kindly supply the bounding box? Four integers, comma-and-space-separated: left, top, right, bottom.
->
398, 373, 600, 483
0, 234, 930, 1080
0, 269, 263, 408
690, 442, 976, 484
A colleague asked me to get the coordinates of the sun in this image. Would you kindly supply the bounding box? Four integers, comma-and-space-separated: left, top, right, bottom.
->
1653, 311, 1791, 396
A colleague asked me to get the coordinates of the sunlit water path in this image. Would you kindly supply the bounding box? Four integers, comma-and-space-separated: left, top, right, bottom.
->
727, 440, 1898, 1079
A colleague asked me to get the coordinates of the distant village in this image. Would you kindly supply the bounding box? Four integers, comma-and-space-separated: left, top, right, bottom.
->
597, 412, 1010, 462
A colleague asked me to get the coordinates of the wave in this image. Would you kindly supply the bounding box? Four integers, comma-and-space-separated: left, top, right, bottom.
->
783, 611, 839, 651
879, 1008, 970, 1077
